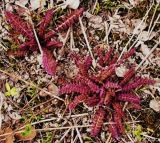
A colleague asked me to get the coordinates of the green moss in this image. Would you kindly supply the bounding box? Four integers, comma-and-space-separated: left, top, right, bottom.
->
21, 124, 32, 137
102, 0, 119, 11
93, 2, 101, 15
133, 125, 143, 142
42, 132, 53, 143
27, 86, 37, 97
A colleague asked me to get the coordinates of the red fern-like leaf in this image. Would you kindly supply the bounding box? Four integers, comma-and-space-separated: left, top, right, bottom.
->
122, 78, 155, 91
98, 87, 106, 105
109, 52, 118, 65
55, 8, 84, 32
39, 8, 55, 37
117, 93, 140, 104
108, 122, 120, 140
77, 75, 100, 93
122, 48, 135, 60
119, 68, 135, 86
104, 90, 115, 105
68, 94, 88, 110
7, 49, 28, 57
112, 103, 125, 133
83, 55, 92, 71
19, 40, 37, 51
103, 48, 113, 63
84, 95, 100, 107
60, 83, 90, 95
45, 8, 84, 39
113, 113, 124, 134
5, 11, 34, 39
91, 108, 105, 136
104, 81, 121, 89
46, 40, 63, 48
42, 48, 57, 75
94, 47, 105, 66
130, 103, 142, 110
112, 103, 124, 118
98, 48, 113, 66
45, 30, 57, 40
98, 65, 115, 81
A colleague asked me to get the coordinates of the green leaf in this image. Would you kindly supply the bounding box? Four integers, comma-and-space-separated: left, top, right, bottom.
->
10, 87, 18, 96
5, 91, 11, 96
21, 124, 32, 137
27, 86, 36, 97
133, 125, 143, 142
94, 2, 100, 15
5, 83, 11, 91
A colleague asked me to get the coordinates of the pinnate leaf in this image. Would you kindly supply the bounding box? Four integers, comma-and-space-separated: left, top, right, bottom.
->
42, 48, 57, 75
5, 11, 34, 39
91, 108, 105, 136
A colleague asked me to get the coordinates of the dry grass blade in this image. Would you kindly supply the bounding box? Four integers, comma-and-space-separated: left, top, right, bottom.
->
60, 128, 71, 141
147, 3, 159, 36
136, 41, 160, 71
32, 28, 43, 54
118, 2, 154, 61
79, 17, 96, 67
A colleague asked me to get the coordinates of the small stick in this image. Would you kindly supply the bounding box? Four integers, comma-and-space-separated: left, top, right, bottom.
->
92, 0, 98, 14
73, 118, 83, 143
147, 3, 159, 36
148, 14, 160, 38
136, 42, 159, 71
79, 17, 96, 67
105, 133, 111, 143
60, 128, 71, 141
103, 21, 110, 45
33, 28, 43, 54
118, 2, 154, 61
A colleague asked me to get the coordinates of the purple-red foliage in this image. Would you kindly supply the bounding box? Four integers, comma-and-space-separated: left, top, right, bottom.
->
5, 8, 84, 75
5, 11, 34, 39
113, 103, 125, 133
119, 68, 135, 86
39, 8, 55, 37
103, 48, 113, 63
45, 8, 84, 40
122, 77, 155, 91
90, 108, 106, 136
122, 48, 135, 60
112, 103, 124, 118
108, 122, 120, 140
55, 8, 84, 32
113, 113, 124, 134
60, 83, 90, 95
76, 75, 99, 93
42, 48, 57, 75
46, 40, 63, 48
59, 47, 155, 139
84, 95, 100, 107
117, 93, 140, 104
7, 49, 28, 57
68, 94, 87, 110
104, 81, 121, 89
71, 53, 92, 76
97, 64, 115, 81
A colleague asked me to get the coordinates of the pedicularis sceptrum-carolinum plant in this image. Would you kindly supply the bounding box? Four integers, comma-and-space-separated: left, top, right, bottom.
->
60, 47, 155, 140
5, 7, 155, 140
5, 8, 84, 75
